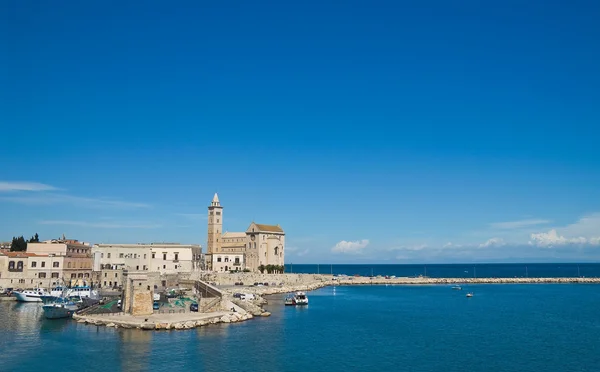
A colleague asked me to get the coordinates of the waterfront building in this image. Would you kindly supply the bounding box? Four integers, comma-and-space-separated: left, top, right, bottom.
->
0, 238, 92, 288
92, 243, 202, 288
205, 193, 285, 272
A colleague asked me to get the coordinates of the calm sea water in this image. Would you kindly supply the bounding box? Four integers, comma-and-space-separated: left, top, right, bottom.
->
285, 263, 600, 278
1, 283, 600, 371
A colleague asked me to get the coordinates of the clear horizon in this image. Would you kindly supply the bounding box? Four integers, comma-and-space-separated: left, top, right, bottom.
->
2, 1, 599, 264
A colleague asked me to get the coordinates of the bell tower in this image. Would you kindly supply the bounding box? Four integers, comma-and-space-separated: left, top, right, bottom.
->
207, 193, 223, 255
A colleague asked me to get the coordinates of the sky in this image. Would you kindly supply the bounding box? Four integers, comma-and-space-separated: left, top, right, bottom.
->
1, 1, 600, 263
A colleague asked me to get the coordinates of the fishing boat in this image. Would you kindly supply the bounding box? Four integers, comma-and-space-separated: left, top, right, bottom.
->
42, 296, 80, 319
292, 291, 309, 305
452, 285, 462, 290
66, 285, 99, 299
284, 296, 294, 306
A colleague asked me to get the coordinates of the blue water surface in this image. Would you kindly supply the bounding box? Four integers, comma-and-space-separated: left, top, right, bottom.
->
286, 263, 600, 278
1, 284, 600, 371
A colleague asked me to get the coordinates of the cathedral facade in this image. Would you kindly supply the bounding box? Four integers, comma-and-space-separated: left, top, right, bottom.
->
204, 193, 285, 272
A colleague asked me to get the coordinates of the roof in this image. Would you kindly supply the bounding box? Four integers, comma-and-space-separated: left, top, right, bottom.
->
222, 232, 246, 238
0, 252, 43, 258
255, 224, 284, 233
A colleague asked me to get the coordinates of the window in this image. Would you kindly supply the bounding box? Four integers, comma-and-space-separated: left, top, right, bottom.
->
225, 257, 229, 262
71, 273, 76, 278
274, 247, 278, 256
163, 253, 167, 260
143, 265, 147, 270
31, 261, 37, 268
107, 253, 111, 258
41, 261, 46, 268
39, 272, 46, 278
119, 253, 124, 258
101, 253, 104, 258
104, 273, 107, 277
8, 261, 14, 270
51, 273, 59, 278
104, 281, 107, 286
136, 266, 139, 270
17, 261, 23, 270
78, 273, 83, 278
175, 265, 178, 269
53, 262, 59, 268
115, 273, 118, 278
216, 211, 221, 215
68, 262, 72, 268
217, 219, 219, 223
85, 273, 89, 278
217, 257, 222, 262
163, 265, 166, 269
174, 253, 179, 261
144, 254, 147, 259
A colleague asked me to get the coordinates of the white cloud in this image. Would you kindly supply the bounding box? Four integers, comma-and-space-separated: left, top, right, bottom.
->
529, 229, 591, 247
39, 220, 161, 229
528, 214, 600, 248
0, 181, 58, 192
490, 219, 551, 229
331, 239, 369, 254
479, 237, 506, 248
1, 193, 150, 209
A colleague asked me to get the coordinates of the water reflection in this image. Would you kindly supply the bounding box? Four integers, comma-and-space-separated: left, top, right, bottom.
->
118, 329, 153, 372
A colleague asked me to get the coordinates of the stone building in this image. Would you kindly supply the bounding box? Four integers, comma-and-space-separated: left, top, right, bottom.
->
0, 238, 93, 288
205, 193, 285, 272
92, 243, 202, 288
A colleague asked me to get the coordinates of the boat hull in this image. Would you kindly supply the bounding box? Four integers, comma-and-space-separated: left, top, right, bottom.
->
42, 304, 78, 319
13, 292, 43, 302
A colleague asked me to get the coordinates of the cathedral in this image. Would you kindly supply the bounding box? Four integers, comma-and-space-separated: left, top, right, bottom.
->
204, 193, 285, 272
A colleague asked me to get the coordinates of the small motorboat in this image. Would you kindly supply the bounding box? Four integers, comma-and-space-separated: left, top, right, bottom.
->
292, 291, 309, 305
284, 296, 294, 306
466, 293, 473, 297
452, 286, 462, 290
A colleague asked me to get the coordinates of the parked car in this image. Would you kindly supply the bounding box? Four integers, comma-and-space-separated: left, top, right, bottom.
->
153, 302, 160, 310
263, 282, 269, 286
233, 293, 242, 299
190, 303, 199, 312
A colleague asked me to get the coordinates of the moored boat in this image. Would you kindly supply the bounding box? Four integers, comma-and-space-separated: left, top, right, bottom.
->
292, 291, 308, 305
42, 297, 80, 319
13, 288, 50, 302
284, 296, 294, 306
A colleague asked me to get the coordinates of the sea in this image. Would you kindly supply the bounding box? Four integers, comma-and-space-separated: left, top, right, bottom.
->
285, 263, 599, 278
1, 264, 600, 372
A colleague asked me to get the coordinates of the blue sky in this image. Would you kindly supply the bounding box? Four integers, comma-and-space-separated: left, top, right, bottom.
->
2, 1, 600, 263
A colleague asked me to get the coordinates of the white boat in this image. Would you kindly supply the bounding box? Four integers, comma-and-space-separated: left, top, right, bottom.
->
66, 286, 98, 299
292, 291, 308, 305
452, 285, 462, 290
42, 297, 80, 319
13, 288, 50, 302
466, 292, 473, 297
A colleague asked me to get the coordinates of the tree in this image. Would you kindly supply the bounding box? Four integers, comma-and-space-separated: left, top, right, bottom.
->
10, 236, 27, 252
30, 233, 40, 243
258, 265, 265, 274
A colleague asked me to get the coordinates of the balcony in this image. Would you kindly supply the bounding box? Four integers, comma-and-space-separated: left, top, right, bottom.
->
233, 262, 241, 266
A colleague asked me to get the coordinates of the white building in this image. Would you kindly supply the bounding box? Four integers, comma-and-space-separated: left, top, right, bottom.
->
92, 243, 202, 288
